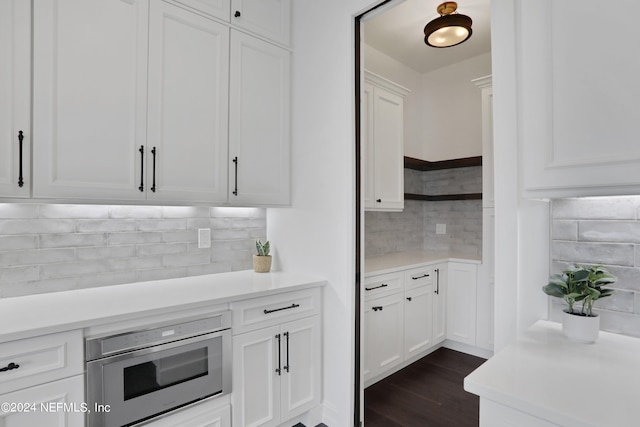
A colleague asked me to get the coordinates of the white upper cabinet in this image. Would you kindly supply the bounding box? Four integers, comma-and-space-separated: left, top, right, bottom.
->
230, 0, 291, 46
147, 1, 229, 204
363, 71, 409, 212
171, 0, 231, 21
32, 0, 149, 201
0, 0, 30, 198
518, 0, 640, 198
229, 30, 290, 206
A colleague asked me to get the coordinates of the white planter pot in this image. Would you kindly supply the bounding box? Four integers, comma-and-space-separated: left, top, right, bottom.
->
562, 310, 599, 343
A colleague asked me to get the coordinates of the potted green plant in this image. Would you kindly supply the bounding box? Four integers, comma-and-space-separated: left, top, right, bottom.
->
253, 240, 272, 273
542, 264, 616, 343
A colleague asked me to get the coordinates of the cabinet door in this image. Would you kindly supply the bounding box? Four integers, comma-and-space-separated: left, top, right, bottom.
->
362, 82, 375, 210
372, 86, 404, 211
147, 1, 229, 204
432, 264, 447, 344
229, 30, 290, 206
232, 325, 281, 427
33, 0, 149, 201
171, 0, 230, 21
404, 285, 433, 359
0, 375, 84, 427
0, 0, 30, 198
363, 293, 404, 382
230, 0, 290, 46
447, 262, 477, 346
517, 1, 640, 198
280, 316, 321, 422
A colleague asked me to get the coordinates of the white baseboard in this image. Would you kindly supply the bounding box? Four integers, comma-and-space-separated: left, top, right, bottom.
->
442, 339, 494, 359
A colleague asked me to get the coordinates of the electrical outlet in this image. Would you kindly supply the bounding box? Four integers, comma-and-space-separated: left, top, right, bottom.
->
436, 224, 446, 235
198, 228, 211, 249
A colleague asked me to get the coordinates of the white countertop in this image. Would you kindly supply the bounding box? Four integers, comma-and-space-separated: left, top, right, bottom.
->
365, 250, 481, 275
0, 270, 326, 343
464, 320, 640, 427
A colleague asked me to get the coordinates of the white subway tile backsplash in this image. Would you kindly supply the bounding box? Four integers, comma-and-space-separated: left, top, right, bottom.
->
550, 197, 640, 338
0, 219, 75, 234
40, 233, 106, 248
552, 220, 577, 241
0, 235, 39, 251
76, 219, 136, 233
40, 260, 108, 279
0, 204, 39, 219
0, 248, 76, 268
0, 204, 267, 297
578, 220, 640, 243
551, 241, 635, 266
40, 204, 109, 219
552, 197, 640, 220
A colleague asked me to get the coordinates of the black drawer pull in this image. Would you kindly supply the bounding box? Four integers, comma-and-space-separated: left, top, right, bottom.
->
138, 145, 145, 192
365, 283, 388, 291
234, 10, 241, 17
264, 303, 300, 315
406, 297, 412, 301
275, 333, 281, 375
150, 146, 157, 192
411, 274, 429, 280
371, 306, 383, 312
232, 156, 238, 196
0, 362, 20, 372
17, 131, 24, 187
376, 198, 381, 203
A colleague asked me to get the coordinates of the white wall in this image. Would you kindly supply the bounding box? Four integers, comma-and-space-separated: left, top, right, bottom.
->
266, 1, 370, 425
363, 44, 491, 161
363, 44, 422, 159
421, 52, 492, 161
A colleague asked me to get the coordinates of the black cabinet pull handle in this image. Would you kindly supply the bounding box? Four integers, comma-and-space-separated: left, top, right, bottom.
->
234, 10, 241, 17
435, 268, 440, 295
150, 147, 157, 193
138, 145, 144, 192
17, 131, 24, 188
376, 198, 381, 203
406, 297, 412, 301
365, 283, 388, 291
232, 156, 238, 196
0, 362, 20, 372
264, 303, 300, 315
412, 274, 429, 280
283, 331, 290, 373
372, 306, 383, 312
275, 333, 281, 375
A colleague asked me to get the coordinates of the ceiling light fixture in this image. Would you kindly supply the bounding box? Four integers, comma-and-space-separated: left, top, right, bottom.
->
424, 2, 473, 48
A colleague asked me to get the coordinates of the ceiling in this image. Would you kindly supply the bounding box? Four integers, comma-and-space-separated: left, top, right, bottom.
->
363, 0, 491, 74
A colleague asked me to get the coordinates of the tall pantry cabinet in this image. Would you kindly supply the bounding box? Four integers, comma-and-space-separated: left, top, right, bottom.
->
6, 0, 291, 206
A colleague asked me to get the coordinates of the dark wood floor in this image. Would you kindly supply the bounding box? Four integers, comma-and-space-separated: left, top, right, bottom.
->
364, 348, 486, 427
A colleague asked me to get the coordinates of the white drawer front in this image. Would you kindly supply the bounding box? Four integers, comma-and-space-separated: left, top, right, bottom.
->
230, 287, 321, 335
363, 272, 403, 300
0, 330, 83, 395
404, 266, 434, 291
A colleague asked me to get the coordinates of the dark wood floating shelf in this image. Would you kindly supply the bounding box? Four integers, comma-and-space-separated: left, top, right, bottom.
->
405, 193, 482, 202
404, 155, 482, 171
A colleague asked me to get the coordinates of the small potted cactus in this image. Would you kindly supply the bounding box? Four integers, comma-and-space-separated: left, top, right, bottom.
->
253, 240, 272, 273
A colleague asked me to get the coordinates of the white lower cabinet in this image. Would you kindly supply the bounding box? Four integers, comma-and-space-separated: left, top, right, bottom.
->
403, 285, 433, 359
363, 293, 404, 383
447, 262, 478, 346
232, 316, 321, 427
0, 375, 84, 427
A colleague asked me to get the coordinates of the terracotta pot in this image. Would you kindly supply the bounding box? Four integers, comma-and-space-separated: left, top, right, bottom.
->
253, 255, 272, 273
562, 310, 599, 343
